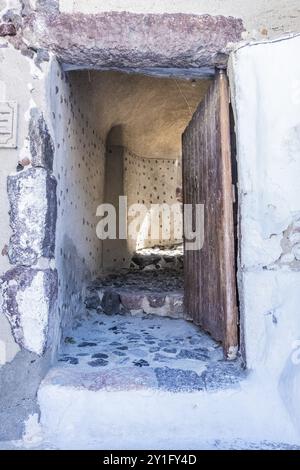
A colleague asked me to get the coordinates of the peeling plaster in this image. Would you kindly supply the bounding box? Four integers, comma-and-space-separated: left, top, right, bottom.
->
15, 271, 48, 355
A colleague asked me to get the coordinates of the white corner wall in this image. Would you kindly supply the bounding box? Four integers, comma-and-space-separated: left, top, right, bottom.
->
230, 35, 300, 432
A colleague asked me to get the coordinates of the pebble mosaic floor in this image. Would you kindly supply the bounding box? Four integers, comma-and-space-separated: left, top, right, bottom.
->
53, 312, 245, 392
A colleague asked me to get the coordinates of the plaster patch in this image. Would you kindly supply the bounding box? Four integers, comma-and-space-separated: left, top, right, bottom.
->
7, 167, 57, 265
0, 267, 58, 355
22, 413, 43, 447
0, 339, 6, 365
16, 271, 48, 355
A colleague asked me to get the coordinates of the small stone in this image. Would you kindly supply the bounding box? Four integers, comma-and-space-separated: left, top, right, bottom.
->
133, 359, 149, 367
58, 356, 79, 365
92, 353, 109, 359
158, 340, 170, 348
101, 289, 121, 315
78, 342, 97, 347
19, 157, 31, 167
154, 353, 169, 362
117, 346, 128, 350
149, 347, 160, 353
113, 350, 127, 356
120, 292, 144, 310
148, 293, 166, 308
127, 334, 141, 340
0, 23, 16, 36
132, 253, 161, 268
88, 358, 109, 367
85, 294, 100, 310
189, 336, 202, 345
163, 347, 177, 354
64, 336, 76, 344
177, 349, 209, 360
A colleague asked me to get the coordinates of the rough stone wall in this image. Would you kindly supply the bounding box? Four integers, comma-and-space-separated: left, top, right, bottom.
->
0, 32, 59, 437
230, 35, 300, 434
50, 61, 105, 330
60, 0, 300, 40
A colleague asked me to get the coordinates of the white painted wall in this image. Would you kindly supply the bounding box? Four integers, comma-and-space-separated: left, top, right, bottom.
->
230, 35, 300, 434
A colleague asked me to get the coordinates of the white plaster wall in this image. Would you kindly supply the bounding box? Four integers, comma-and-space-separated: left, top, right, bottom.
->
230, 35, 300, 433
50, 62, 105, 330
0, 41, 56, 364
124, 149, 182, 251
60, 0, 300, 39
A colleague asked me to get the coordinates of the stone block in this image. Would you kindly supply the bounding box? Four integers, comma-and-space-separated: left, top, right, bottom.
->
120, 291, 144, 310
147, 293, 166, 308
0, 267, 58, 356
7, 167, 57, 266
0, 23, 16, 36
29, 109, 54, 171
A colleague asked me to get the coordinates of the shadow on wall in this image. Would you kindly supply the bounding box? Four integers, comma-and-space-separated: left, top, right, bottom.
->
103, 125, 131, 269
58, 234, 91, 330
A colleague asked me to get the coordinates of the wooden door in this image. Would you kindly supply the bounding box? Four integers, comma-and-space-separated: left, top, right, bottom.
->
182, 70, 238, 359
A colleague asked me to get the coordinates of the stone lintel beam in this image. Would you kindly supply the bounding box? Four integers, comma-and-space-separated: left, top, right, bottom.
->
23, 11, 245, 71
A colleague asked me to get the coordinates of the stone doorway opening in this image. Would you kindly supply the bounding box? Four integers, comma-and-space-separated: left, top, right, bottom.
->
50, 65, 242, 393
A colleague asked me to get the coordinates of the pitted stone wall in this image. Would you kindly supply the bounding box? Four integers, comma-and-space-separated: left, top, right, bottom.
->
124, 149, 182, 251
50, 61, 105, 330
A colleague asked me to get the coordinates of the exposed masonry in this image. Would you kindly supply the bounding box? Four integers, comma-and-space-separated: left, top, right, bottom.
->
20, 7, 244, 71
7, 167, 57, 266
29, 109, 54, 171
0, 267, 57, 355
271, 216, 300, 270
0, 2, 244, 73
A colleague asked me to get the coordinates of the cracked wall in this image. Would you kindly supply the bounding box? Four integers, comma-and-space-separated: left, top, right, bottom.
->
230, 34, 300, 434
0, 41, 59, 439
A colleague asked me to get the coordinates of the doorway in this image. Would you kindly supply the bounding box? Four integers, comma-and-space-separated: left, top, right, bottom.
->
52, 67, 239, 376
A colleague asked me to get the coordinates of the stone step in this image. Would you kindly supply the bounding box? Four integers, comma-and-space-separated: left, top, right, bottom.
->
85, 270, 185, 318
37, 314, 300, 449
38, 366, 298, 450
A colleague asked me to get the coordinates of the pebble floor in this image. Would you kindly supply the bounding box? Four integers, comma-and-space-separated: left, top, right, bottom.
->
55, 312, 245, 392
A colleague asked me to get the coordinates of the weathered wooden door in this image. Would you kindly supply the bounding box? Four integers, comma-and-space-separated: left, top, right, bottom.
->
182, 70, 238, 359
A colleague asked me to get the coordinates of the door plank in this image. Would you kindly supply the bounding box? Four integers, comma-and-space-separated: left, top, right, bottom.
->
182, 70, 238, 358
